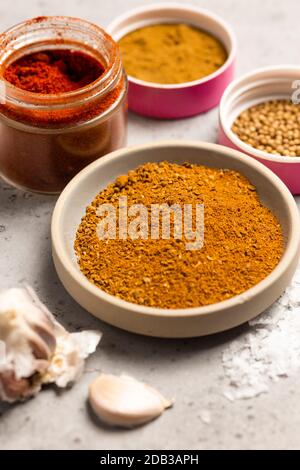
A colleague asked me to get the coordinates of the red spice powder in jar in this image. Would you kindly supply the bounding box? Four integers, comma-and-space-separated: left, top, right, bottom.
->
4, 49, 105, 94
0, 17, 128, 193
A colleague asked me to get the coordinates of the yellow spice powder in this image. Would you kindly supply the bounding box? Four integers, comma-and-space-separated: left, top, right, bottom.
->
74, 162, 283, 310
118, 23, 227, 84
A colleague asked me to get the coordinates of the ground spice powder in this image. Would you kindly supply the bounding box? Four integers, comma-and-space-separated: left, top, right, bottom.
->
1, 45, 125, 127
75, 162, 283, 309
118, 23, 227, 84
0, 17, 128, 193
4, 49, 104, 94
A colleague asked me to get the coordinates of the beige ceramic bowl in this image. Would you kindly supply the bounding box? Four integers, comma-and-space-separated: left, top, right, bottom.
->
51, 141, 300, 338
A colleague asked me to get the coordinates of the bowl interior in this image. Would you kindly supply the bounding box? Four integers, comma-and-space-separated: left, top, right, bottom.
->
220, 67, 300, 161
109, 6, 232, 49
107, 4, 235, 87
57, 142, 293, 278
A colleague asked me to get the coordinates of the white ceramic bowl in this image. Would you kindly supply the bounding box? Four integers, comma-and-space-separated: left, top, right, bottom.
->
51, 141, 300, 338
107, 3, 236, 118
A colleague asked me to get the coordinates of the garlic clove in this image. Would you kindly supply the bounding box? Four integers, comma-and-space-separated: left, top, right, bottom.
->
43, 330, 102, 388
0, 286, 101, 402
20, 321, 54, 361
0, 287, 57, 377
0, 287, 57, 359
0, 371, 33, 401
89, 374, 173, 428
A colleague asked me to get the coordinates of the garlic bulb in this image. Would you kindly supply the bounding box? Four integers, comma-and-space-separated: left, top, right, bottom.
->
0, 286, 101, 402
0, 287, 57, 401
89, 374, 173, 428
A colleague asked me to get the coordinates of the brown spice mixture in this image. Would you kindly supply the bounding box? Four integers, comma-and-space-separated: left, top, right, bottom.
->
74, 162, 283, 309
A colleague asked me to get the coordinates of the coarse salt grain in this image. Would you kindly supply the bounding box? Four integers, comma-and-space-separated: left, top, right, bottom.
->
222, 267, 300, 400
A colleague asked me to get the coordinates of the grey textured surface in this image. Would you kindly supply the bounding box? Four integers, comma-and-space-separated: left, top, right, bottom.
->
1, 0, 300, 451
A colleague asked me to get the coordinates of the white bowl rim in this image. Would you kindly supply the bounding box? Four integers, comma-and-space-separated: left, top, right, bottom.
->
107, 2, 237, 90
219, 65, 300, 163
51, 140, 300, 318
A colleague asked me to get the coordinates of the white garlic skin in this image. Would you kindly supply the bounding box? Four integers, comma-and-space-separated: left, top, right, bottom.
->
89, 374, 173, 428
43, 330, 101, 388
0, 287, 57, 402
0, 287, 101, 403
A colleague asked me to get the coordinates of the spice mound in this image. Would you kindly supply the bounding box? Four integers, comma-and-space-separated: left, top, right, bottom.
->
232, 99, 300, 157
4, 49, 104, 94
118, 23, 227, 84
74, 162, 283, 309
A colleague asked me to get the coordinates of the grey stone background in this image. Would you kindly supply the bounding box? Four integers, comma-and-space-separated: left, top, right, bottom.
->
1, 0, 300, 450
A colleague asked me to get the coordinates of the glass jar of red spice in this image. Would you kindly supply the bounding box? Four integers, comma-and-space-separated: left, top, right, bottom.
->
0, 16, 127, 193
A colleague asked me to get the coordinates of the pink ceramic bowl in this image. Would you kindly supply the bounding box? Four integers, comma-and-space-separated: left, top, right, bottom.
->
107, 3, 236, 119
219, 66, 300, 194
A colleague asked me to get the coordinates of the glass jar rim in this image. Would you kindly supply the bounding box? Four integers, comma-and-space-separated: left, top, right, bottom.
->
0, 16, 122, 110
